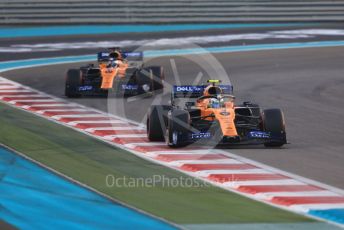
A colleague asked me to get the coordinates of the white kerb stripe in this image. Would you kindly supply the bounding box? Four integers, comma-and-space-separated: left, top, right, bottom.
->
0, 90, 32, 93
36, 109, 88, 114
0, 86, 22, 90
67, 120, 127, 125
124, 142, 166, 148
102, 134, 147, 140
194, 169, 272, 177
223, 179, 306, 188
256, 191, 342, 200
28, 103, 73, 107
51, 114, 106, 119
3, 96, 53, 100
145, 149, 222, 155
168, 159, 242, 167
85, 127, 144, 132
291, 203, 344, 212
9, 99, 61, 104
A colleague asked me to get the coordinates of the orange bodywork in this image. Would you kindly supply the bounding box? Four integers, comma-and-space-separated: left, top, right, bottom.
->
99, 61, 129, 89
196, 99, 238, 137
193, 84, 238, 137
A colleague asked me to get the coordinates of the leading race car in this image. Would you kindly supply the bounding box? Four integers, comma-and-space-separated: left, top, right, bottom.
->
147, 80, 287, 147
65, 48, 164, 97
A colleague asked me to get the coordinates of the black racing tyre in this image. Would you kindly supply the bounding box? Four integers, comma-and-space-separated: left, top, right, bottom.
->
166, 109, 190, 147
137, 68, 153, 93
149, 66, 164, 91
263, 108, 286, 147
65, 69, 81, 98
147, 105, 171, 141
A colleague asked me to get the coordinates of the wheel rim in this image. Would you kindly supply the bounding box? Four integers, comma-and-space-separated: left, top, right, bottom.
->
172, 131, 178, 145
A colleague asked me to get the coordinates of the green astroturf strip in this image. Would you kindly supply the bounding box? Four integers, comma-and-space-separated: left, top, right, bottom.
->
0, 102, 313, 224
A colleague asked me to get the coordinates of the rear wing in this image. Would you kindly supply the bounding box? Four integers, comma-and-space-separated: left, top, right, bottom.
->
97, 52, 110, 62
97, 51, 143, 62
172, 84, 233, 98
123, 52, 143, 61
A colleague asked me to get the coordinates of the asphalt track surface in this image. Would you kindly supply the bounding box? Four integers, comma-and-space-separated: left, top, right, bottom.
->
1, 22, 344, 61
2, 44, 344, 190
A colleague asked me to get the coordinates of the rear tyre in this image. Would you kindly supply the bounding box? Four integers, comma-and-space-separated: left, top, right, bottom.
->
263, 108, 286, 147
137, 68, 153, 94
65, 69, 81, 98
166, 109, 190, 147
147, 105, 171, 141
149, 66, 164, 91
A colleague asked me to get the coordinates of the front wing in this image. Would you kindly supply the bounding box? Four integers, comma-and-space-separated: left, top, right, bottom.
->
76, 83, 145, 97
175, 130, 286, 146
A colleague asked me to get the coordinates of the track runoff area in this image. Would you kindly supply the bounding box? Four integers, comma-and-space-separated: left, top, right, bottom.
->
1, 53, 344, 228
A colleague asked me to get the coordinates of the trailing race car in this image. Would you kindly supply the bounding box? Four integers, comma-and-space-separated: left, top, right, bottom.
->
65, 48, 164, 97
147, 80, 287, 147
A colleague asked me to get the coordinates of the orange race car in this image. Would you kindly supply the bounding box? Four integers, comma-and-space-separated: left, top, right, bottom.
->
65, 48, 164, 97
147, 80, 287, 147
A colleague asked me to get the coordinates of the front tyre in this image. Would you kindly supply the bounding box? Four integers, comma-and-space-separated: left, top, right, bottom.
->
149, 66, 164, 91
263, 108, 287, 147
166, 109, 190, 148
147, 105, 171, 141
65, 69, 81, 98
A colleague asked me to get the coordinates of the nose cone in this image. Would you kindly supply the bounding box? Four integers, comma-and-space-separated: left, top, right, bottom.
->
222, 135, 241, 143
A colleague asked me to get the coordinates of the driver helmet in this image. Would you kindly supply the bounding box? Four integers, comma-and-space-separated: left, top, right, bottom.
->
208, 98, 220, 108
204, 85, 222, 96
109, 49, 123, 60
106, 59, 121, 68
